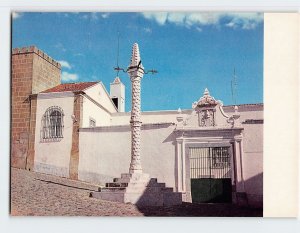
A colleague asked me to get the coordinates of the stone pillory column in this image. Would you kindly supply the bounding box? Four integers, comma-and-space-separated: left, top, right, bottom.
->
90, 43, 182, 207
127, 43, 144, 174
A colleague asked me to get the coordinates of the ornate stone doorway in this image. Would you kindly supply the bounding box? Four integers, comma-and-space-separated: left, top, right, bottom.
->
174, 88, 247, 205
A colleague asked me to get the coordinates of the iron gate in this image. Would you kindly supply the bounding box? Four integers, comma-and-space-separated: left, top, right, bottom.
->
189, 147, 232, 203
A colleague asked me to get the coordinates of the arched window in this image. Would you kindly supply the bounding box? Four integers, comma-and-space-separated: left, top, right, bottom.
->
41, 106, 64, 140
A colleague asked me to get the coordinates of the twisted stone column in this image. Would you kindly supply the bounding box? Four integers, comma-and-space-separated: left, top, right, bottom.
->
127, 43, 144, 174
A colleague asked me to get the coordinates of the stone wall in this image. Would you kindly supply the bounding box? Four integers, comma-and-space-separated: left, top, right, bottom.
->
31, 48, 61, 94
11, 51, 34, 168
11, 46, 61, 169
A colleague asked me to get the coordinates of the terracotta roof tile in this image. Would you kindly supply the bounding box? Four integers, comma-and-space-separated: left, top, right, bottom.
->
42, 82, 99, 93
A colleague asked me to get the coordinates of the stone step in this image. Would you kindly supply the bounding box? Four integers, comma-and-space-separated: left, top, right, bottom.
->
162, 187, 174, 192
127, 180, 164, 188
106, 182, 128, 188
126, 186, 172, 193
99, 187, 127, 192
163, 192, 182, 206
148, 178, 158, 184
100, 185, 173, 193
114, 177, 157, 184
153, 182, 166, 188
104, 179, 167, 190
90, 173, 182, 206
120, 173, 150, 181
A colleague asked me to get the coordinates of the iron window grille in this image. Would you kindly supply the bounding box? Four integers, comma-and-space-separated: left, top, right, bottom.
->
41, 106, 64, 141
211, 147, 230, 169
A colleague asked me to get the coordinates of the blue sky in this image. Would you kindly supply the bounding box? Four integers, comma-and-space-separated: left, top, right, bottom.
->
12, 12, 263, 111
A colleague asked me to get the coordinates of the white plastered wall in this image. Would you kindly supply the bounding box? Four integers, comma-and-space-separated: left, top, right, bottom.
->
78, 125, 177, 188
78, 104, 263, 208
34, 92, 74, 178
82, 96, 112, 127
111, 111, 183, 126
242, 122, 263, 207
84, 82, 117, 113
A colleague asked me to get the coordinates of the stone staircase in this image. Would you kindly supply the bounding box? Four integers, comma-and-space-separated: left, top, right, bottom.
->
90, 173, 182, 207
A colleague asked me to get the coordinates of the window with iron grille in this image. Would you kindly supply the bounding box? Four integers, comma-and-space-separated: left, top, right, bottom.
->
41, 106, 64, 141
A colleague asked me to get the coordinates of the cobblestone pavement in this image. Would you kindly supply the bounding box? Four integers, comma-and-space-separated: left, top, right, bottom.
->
10, 168, 262, 217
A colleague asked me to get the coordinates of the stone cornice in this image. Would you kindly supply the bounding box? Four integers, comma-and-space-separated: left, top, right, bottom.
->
174, 127, 243, 133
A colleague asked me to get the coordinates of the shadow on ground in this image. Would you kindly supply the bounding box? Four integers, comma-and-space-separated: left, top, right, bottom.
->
138, 202, 263, 217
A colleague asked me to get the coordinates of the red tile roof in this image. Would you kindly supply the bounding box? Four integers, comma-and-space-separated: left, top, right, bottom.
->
42, 82, 99, 93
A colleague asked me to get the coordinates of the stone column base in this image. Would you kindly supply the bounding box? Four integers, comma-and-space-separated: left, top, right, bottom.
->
90, 173, 182, 207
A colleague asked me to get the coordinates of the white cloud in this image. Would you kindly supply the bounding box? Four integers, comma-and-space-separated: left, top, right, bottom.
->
195, 27, 202, 32
225, 13, 263, 30
58, 60, 72, 69
61, 72, 78, 82
81, 14, 89, 19
74, 53, 84, 57
54, 43, 66, 52
142, 12, 168, 25
101, 13, 110, 19
81, 12, 110, 21
12, 12, 23, 19
91, 12, 99, 20
140, 12, 263, 30
143, 27, 152, 33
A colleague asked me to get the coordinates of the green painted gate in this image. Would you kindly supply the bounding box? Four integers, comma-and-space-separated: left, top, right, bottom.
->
190, 147, 232, 203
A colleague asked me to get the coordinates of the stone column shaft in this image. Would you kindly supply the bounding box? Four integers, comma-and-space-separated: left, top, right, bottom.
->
129, 77, 142, 174
127, 43, 144, 174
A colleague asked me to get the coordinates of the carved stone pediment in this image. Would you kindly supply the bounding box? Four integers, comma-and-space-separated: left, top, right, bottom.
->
192, 88, 220, 109
191, 88, 220, 127
176, 88, 242, 129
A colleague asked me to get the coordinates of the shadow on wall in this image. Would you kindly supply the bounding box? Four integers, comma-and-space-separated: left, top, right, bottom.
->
132, 173, 263, 216
243, 172, 263, 208
162, 131, 176, 145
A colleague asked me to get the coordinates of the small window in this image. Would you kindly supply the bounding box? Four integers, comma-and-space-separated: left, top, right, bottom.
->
41, 106, 64, 141
112, 97, 118, 109
89, 118, 96, 127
